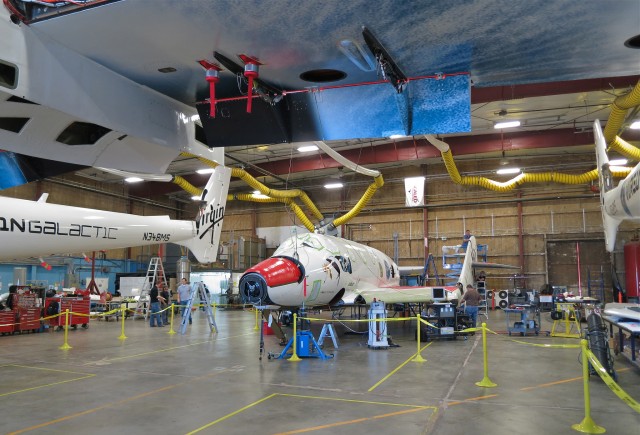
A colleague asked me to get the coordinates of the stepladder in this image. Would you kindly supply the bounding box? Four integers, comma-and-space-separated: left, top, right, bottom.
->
422, 254, 442, 286
134, 257, 167, 320
317, 323, 339, 349
179, 282, 217, 334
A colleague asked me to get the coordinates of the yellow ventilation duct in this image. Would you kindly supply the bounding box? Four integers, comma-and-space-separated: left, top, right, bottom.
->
172, 175, 202, 197
229, 194, 315, 232
603, 79, 640, 144
332, 175, 384, 227
426, 136, 632, 192
181, 152, 324, 222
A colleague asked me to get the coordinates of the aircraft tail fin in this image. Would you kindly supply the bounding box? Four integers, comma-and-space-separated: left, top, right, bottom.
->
458, 236, 477, 290
594, 119, 621, 252
179, 165, 232, 263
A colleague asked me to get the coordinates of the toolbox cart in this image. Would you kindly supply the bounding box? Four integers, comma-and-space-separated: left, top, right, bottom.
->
504, 304, 542, 336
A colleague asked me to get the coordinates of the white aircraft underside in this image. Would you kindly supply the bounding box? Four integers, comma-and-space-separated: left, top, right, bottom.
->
0, 5, 223, 174
1, 1, 637, 175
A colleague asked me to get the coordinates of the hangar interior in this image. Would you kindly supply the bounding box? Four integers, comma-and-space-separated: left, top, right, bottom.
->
0, 1, 639, 434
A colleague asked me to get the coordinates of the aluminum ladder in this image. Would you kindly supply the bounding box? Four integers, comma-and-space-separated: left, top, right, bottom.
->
134, 257, 167, 320
179, 282, 217, 334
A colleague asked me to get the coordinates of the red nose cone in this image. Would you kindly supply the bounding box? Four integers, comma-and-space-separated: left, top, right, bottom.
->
245, 257, 301, 287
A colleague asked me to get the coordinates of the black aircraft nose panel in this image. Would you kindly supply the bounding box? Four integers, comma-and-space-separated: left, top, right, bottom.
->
239, 272, 274, 305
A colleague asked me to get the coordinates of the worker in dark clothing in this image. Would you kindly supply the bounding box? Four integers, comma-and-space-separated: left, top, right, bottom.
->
149, 283, 163, 327
458, 284, 482, 328
6, 285, 17, 311
160, 284, 171, 324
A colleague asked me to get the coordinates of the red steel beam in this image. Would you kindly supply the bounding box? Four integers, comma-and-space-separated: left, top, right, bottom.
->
256, 129, 599, 175
471, 75, 640, 104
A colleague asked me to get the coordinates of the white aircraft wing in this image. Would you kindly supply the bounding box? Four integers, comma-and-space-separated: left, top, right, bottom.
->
343, 285, 459, 305
398, 266, 426, 276
472, 262, 521, 270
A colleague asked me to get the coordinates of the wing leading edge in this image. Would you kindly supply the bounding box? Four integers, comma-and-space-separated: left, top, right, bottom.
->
343, 285, 460, 305
472, 261, 521, 270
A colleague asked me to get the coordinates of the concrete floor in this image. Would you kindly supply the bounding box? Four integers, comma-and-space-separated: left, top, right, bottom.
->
1, 307, 639, 435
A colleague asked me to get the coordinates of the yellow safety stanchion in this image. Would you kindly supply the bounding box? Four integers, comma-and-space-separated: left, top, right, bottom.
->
254, 307, 259, 331
288, 313, 301, 362
59, 309, 72, 350
118, 305, 127, 341
412, 314, 426, 362
572, 339, 606, 433
212, 302, 216, 320
587, 348, 640, 413
167, 303, 176, 335
475, 322, 496, 388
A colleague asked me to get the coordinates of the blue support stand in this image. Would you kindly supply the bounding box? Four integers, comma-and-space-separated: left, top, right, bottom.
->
270, 331, 334, 360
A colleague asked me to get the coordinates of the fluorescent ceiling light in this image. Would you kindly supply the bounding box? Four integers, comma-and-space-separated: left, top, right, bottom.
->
252, 193, 270, 199
608, 158, 628, 166
191, 195, 201, 201
494, 120, 521, 129
610, 165, 631, 172
252, 190, 261, 195
196, 168, 215, 174
124, 177, 143, 183
297, 145, 319, 152
630, 120, 640, 129
389, 134, 405, 139
324, 182, 344, 189
496, 167, 521, 175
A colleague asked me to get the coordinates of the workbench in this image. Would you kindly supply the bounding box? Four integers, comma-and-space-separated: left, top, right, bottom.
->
601, 315, 640, 368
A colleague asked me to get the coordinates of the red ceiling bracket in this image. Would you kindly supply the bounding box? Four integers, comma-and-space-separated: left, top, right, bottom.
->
239, 54, 263, 113
205, 67, 221, 118
198, 60, 223, 118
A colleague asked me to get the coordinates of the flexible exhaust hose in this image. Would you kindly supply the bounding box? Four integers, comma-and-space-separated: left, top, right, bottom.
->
181, 152, 324, 221
428, 137, 631, 192
332, 175, 384, 227
603, 79, 640, 144
172, 175, 202, 196
314, 141, 381, 177
229, 194, 315, 232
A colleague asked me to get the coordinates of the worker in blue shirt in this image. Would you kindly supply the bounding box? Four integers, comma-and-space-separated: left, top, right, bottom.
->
177, 278, 192, 325
461, 229, 472, 250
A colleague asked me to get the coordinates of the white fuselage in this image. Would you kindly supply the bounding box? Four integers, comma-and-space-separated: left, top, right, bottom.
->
594, 119, 640, 251
0, 196, 194, 260
250, 233, 399, 307
602, 164, 640, 221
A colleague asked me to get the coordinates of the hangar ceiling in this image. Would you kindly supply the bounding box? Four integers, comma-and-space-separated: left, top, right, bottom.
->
121, 77, 640, 200
4, 0, 639, 200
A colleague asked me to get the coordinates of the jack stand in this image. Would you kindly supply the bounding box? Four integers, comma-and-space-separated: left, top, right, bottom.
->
269, 331, 334, 360
368, 300, 389, 349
